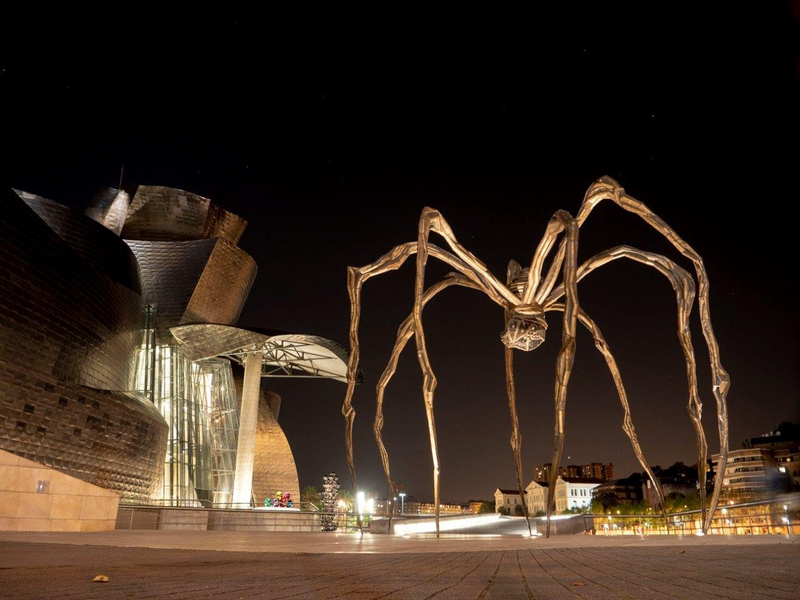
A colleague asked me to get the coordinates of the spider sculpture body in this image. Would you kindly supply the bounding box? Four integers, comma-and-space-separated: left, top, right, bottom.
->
341, 177, 730, 537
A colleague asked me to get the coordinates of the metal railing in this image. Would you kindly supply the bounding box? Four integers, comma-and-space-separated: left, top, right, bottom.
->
125, 498, 321, 511
582, 494, 798, 536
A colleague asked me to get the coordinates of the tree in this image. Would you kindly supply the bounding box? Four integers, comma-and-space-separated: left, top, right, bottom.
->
301, 486, 322, 510
592, 492, 619, 513
663, 493, 701, 513
477, 501, 495, 514
515, 504, 524, 516
337, 488, 354, 511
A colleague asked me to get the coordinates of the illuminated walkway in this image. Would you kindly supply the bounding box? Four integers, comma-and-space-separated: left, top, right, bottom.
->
0, 533, 797, 599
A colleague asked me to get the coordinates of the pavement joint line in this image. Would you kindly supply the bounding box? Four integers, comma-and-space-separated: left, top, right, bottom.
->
550, 547, 675, 600
600, 546, 795, 600
477, 549, 505, 600
545, 548, 643, 600
424, 551, 493, 600
566, 548, 685, 600
515, 550, 536, 600
576, 546, 783, 600
529, 548, 586, 599
368, 551, 476, 599
1, 537, 798, 600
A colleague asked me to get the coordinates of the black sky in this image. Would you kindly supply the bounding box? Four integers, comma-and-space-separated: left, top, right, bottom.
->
3, 6, 799, 503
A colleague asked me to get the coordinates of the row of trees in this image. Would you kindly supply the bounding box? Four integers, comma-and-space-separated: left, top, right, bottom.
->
590, 491, 703, 515
301, 485, 354, 511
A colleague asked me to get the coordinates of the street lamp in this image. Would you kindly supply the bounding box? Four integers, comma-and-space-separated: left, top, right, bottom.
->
399, 492, 406, 514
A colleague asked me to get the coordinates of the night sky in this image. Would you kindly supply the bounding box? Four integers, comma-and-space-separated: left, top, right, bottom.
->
3, 7, 799, 503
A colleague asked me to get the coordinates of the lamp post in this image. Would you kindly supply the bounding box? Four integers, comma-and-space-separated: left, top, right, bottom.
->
399, 492, 406, 515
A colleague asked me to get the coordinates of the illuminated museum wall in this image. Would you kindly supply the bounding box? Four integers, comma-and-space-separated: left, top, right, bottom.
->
2, 183, 323, 508
0, 189, 168, 502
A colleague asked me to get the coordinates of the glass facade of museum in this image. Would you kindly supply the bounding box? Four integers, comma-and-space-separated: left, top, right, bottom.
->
134, 323, 241, 506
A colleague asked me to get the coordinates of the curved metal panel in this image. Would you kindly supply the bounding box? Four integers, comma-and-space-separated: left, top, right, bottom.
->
85, 187, 131, 236
182, 239, 257, 327
122, 185, 247, 244
0, 188, 167, 502
252, 389, 300, 505
3, 189, 143, 391
203, 202, 247, 245
125, 239, 217, 344
15, 190, 141, 294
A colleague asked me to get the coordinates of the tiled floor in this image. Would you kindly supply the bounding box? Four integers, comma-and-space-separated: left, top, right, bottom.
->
0, 533, 797, 599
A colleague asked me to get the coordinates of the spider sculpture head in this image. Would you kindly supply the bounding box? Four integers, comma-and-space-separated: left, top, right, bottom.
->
501, 308, 548, 351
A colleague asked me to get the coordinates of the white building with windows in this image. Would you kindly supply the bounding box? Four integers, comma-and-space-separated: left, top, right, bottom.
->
525, 477, 601, 514
494, 488, 525, 513
526, 480, 556, 515
562, 477, 602, 510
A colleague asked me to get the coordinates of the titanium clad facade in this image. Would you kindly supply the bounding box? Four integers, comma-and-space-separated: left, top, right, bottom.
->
16, 190, 141, 295
252, 389, 300, 505
126, 239, 256, 345
85, 187, 131, 236
122, 185, 246, 244
183, 239, 257, 328
126, 239, 217, 344
0, 189, 168, 502
2, 181, 349, 508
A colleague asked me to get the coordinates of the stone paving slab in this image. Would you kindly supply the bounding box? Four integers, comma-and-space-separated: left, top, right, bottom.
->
0, 538, 797, 599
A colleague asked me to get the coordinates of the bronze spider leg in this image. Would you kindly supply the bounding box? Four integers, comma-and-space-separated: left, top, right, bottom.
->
373, 273, 496, 534
548, 303, 669, 523
537, 177, 729, 533
413, 208, 524, 536
546, 245, 705, 525
505, 260, 534, 535
343, 241, 498, 532
544, 213, 580, 538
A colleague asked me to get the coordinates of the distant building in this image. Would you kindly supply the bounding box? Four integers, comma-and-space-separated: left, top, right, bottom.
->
581, 463, 604, 479
494, 488, 526, 513
749, 422, 800, 492
535, 462, 614, 483
562, 477, 603, 510
402, 499, 466, 515
643, 476, 699, 508
468, 500, 491, 513
525, 477, 600, 514
711, 422, 799, 499
711, 448, 786, 497
592, 478, 644, 505
525, 481, 551, 515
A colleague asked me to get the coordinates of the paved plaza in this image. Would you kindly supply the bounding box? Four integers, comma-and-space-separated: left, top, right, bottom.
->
0, 532, 797, 599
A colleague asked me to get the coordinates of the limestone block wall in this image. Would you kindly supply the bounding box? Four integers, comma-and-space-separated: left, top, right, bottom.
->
0, 449, 119, 532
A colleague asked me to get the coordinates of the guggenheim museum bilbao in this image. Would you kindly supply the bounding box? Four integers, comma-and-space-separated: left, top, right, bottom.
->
0, 185, 352, 507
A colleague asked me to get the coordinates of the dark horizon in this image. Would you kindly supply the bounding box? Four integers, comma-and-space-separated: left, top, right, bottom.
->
3, 7, 798, 502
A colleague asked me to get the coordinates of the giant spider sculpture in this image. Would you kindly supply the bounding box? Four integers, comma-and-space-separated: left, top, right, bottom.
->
341, 176, 730, 537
